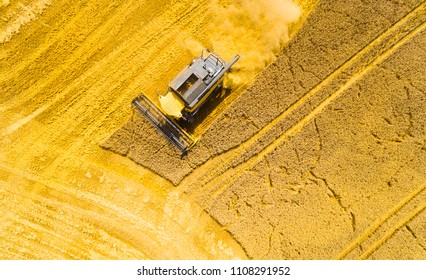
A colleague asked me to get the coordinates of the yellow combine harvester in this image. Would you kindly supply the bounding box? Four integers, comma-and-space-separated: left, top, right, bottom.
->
132, 49, 239, 156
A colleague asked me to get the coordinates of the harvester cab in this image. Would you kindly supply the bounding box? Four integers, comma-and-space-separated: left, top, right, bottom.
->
131, 49, 239, 156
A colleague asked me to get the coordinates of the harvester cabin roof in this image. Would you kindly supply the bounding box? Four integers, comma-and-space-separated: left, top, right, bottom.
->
168, 54, 224, 107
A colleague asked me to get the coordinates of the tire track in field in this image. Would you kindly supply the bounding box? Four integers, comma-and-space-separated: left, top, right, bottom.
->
0, 1, 207, 136
0, 1, 130, 110
1, 1, 238, 259
0, 0, 104, 92
0, 0, 132, 133
0, 172, 141, 259
0, 188, 107, 259
5, 1, 209, 154
180, 2, 426, 198
0, 162, 246, 259
359, 203, 426, 259
0, 0, 205, 114
336, 183, 426, 259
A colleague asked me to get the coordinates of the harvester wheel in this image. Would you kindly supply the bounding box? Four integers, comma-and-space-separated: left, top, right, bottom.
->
182, 111, 194, 124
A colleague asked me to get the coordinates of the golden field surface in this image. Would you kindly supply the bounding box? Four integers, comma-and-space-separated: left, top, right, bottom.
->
1, 0, 425, 259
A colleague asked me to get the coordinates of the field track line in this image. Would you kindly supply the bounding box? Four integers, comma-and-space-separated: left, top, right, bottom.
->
0, 162, 153, 229
0, 1, 134, 109
0, 162, 246, 259
336, 183, 426, 259
181, 2, 426, 191
1, 1, 208, 143
358, 202, 426, 259
0, 0, 100, 87
0, 189, 101, 258
203, 15, 424, 200
0, 0, 206, 111
0, 162, 164, 257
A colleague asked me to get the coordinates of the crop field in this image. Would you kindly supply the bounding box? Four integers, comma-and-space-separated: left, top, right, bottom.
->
1, 0, 425, 259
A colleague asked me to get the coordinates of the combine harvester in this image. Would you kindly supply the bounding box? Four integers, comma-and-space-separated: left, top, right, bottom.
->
132, 49, 239, 156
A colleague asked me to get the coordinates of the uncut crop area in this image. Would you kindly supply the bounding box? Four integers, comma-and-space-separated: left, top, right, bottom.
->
1, 0, 425, 259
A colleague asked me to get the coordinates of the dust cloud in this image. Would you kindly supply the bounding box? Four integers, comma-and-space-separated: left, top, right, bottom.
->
208, 0, 301, 87
0, 0, 52, 43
